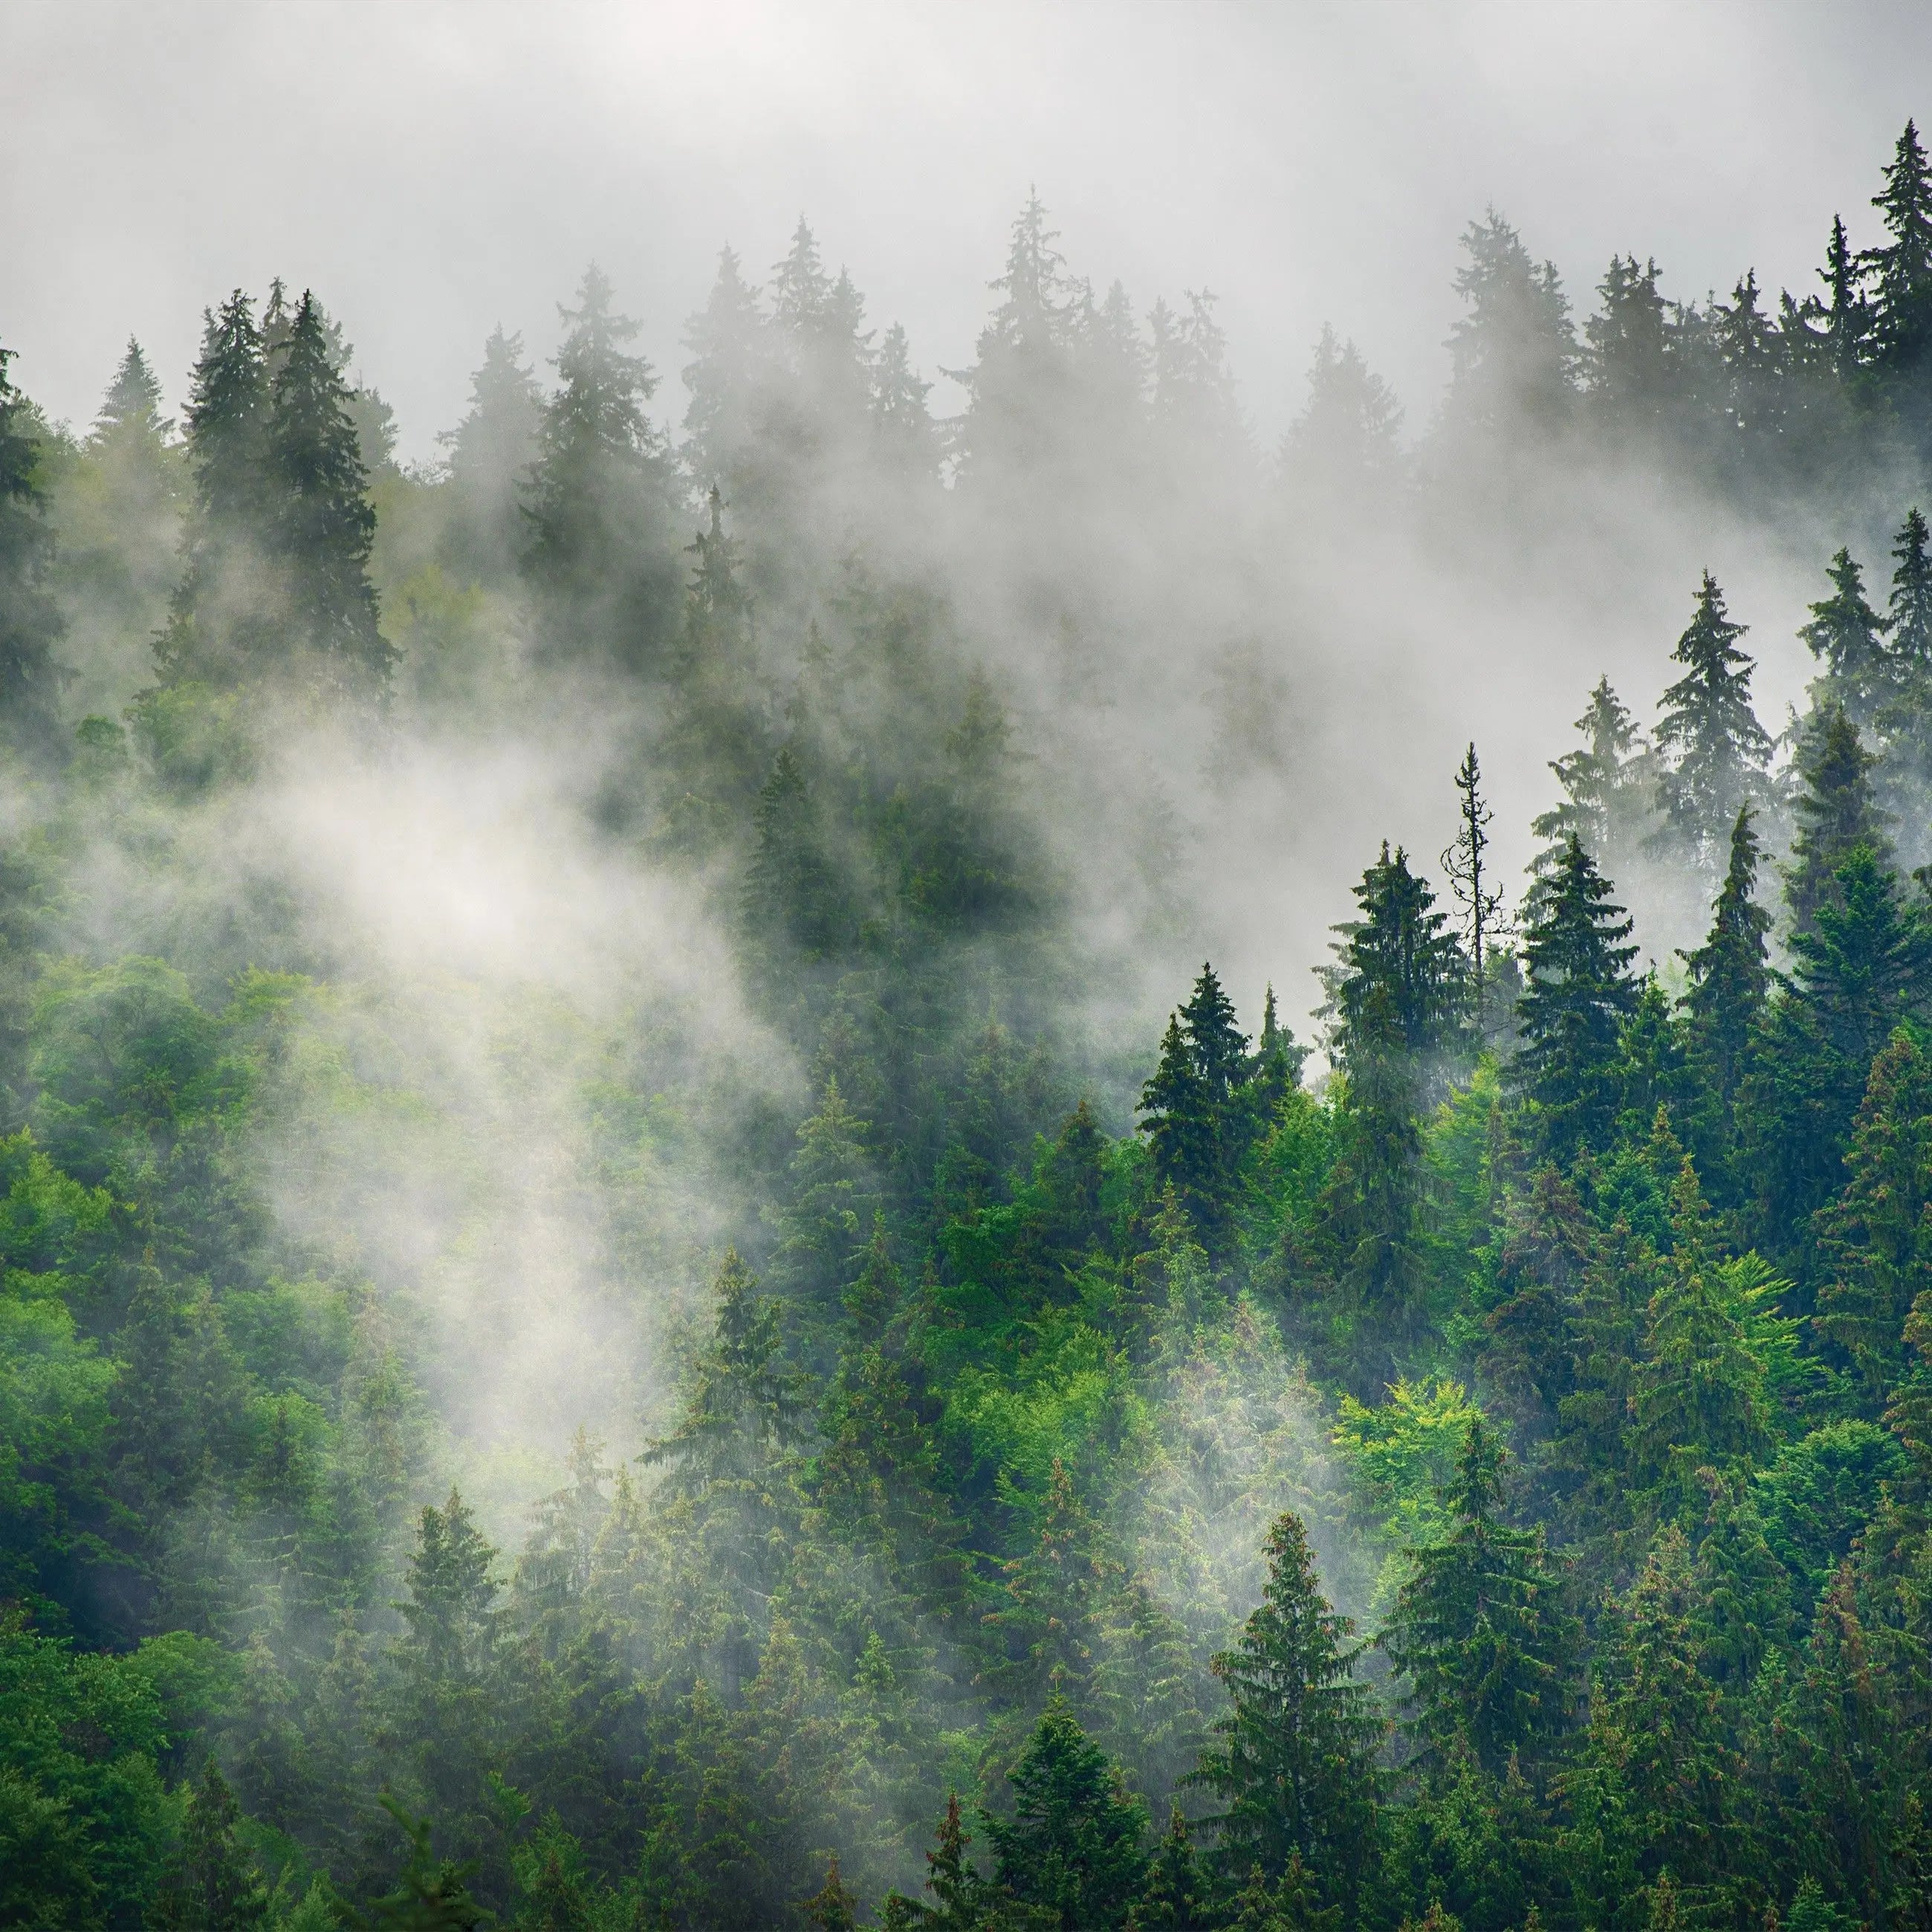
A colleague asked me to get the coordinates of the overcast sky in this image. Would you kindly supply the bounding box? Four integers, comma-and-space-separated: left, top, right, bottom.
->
7, 0, 1932, 461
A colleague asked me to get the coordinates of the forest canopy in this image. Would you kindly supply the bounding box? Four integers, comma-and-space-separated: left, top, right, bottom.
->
8, 115, 1932, 1932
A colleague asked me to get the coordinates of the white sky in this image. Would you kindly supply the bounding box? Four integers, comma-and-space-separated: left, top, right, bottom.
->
7, 0, 1932, 459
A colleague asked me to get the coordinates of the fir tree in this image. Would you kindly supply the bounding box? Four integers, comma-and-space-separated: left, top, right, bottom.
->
1889, 508, 1932, 673
1279, 326, 1402, 503
0, 338, 68, 753
1812, 1030, 1932, 1398
872, 321, 937, 477
1326, 845, 1466, 1072
1586, 1526, 1737, 1892
523, 264, 678, 670
1654, 573, 1773, 879
1441, 744, 1504, 1035
1531, 675, 1657, 904
156, 290, 270, 688
1799, 548, 1891, 724
1627, 1164, 1772, 1513
148, 1757, 269, 1932
266, 289, 391, 694
1442, 210, 1577, 442
1135, 1806, 1212, 1932
441, 325, 543, 580
1785, 705, 1891, 939
681, 244, 773, 499
351, 1800, 490, 1932
1818, 214, 1870, 377
1583, 254, 1677, 436
1193, 1511, 1384, 1902
1138, 964, 1256, 1257
1514, 833, 1638, 1160
1382, 1419, 1577, 1780
1867, 120, 1932, 381
1681, 807, 1772, 1109
984, 1696, 1149, 1932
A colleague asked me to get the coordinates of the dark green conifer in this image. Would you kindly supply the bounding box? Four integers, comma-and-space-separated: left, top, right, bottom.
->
0, 338, 68, 753
1135, 1806, 1211, 1932
1628, 1164, 1772, 1513
147, 1757, 268, 1932
1514, 833, 1638, 1160
1867, 120, 1932, 381
1531, 677, 1653, 893
1194, 1511, 1384, 1902
441, 325, 543, 580
523, 264, 678, 670
1889, 507, 1932, 672
984, 1696, 1149, 1932
1138, 964, 1256, 1258
1786, 705, 1890, 937
1799, 549, 1891, 724
1812, 1031, 1932, 1398
267, 289, 391, 694
1818, 214, 1870, 377
1586, 1527, 1737, 1893
1382, 1420, 1577, 1780
1654, 573, 1773, 879
1680, 807, 1772, 1109
1327, 845, 1465, 1069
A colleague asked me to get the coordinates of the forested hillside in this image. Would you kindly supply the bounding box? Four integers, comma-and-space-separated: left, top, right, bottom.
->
10, 119, 1932, 1932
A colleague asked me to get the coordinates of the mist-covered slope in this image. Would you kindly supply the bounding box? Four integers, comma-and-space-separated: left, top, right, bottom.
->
6, 121, 1932, 1932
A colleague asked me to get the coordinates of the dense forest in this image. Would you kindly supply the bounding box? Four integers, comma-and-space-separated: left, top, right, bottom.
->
12, 114, 1932, 1932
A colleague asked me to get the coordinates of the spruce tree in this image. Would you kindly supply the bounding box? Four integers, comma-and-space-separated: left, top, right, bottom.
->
1585, 1527, 1737, 1893
1279, 326, 1402, 504
872, 321, 937, 478
1627, 1164, 1772, 1514
1442, 210, 1577, 442
681, 244, 774, 501
1382, 1419, 1577, 1780
148, 1758, 269, 1932
983, 1696, 1149, 1932
0, 339, 68, 753
1514, 833, 1638, 1160
1812, 1031, 1932, 1398
441, 325, 543, 580
1867, 120, 1932, 383
1680, 807, 1772, 1109
1818, 214, 1871, 377
1441, 744, 1504, 1034
1326, 844, 1466, 1073
156, 290, 270, 687
1136, 1806, 1212, 1932
1799, 548, 1892, 724
1785, 705, 1891, 938
1194, 1511, 1384, 1903
523, 264, 678, 671
1583, 254, 1677, 437
1889, 507, 1932, 672
1654, 573, 1773, 878
266, 289, 391, 695
1531, 677, 1655, 901
1138, 964, 1256, 1257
